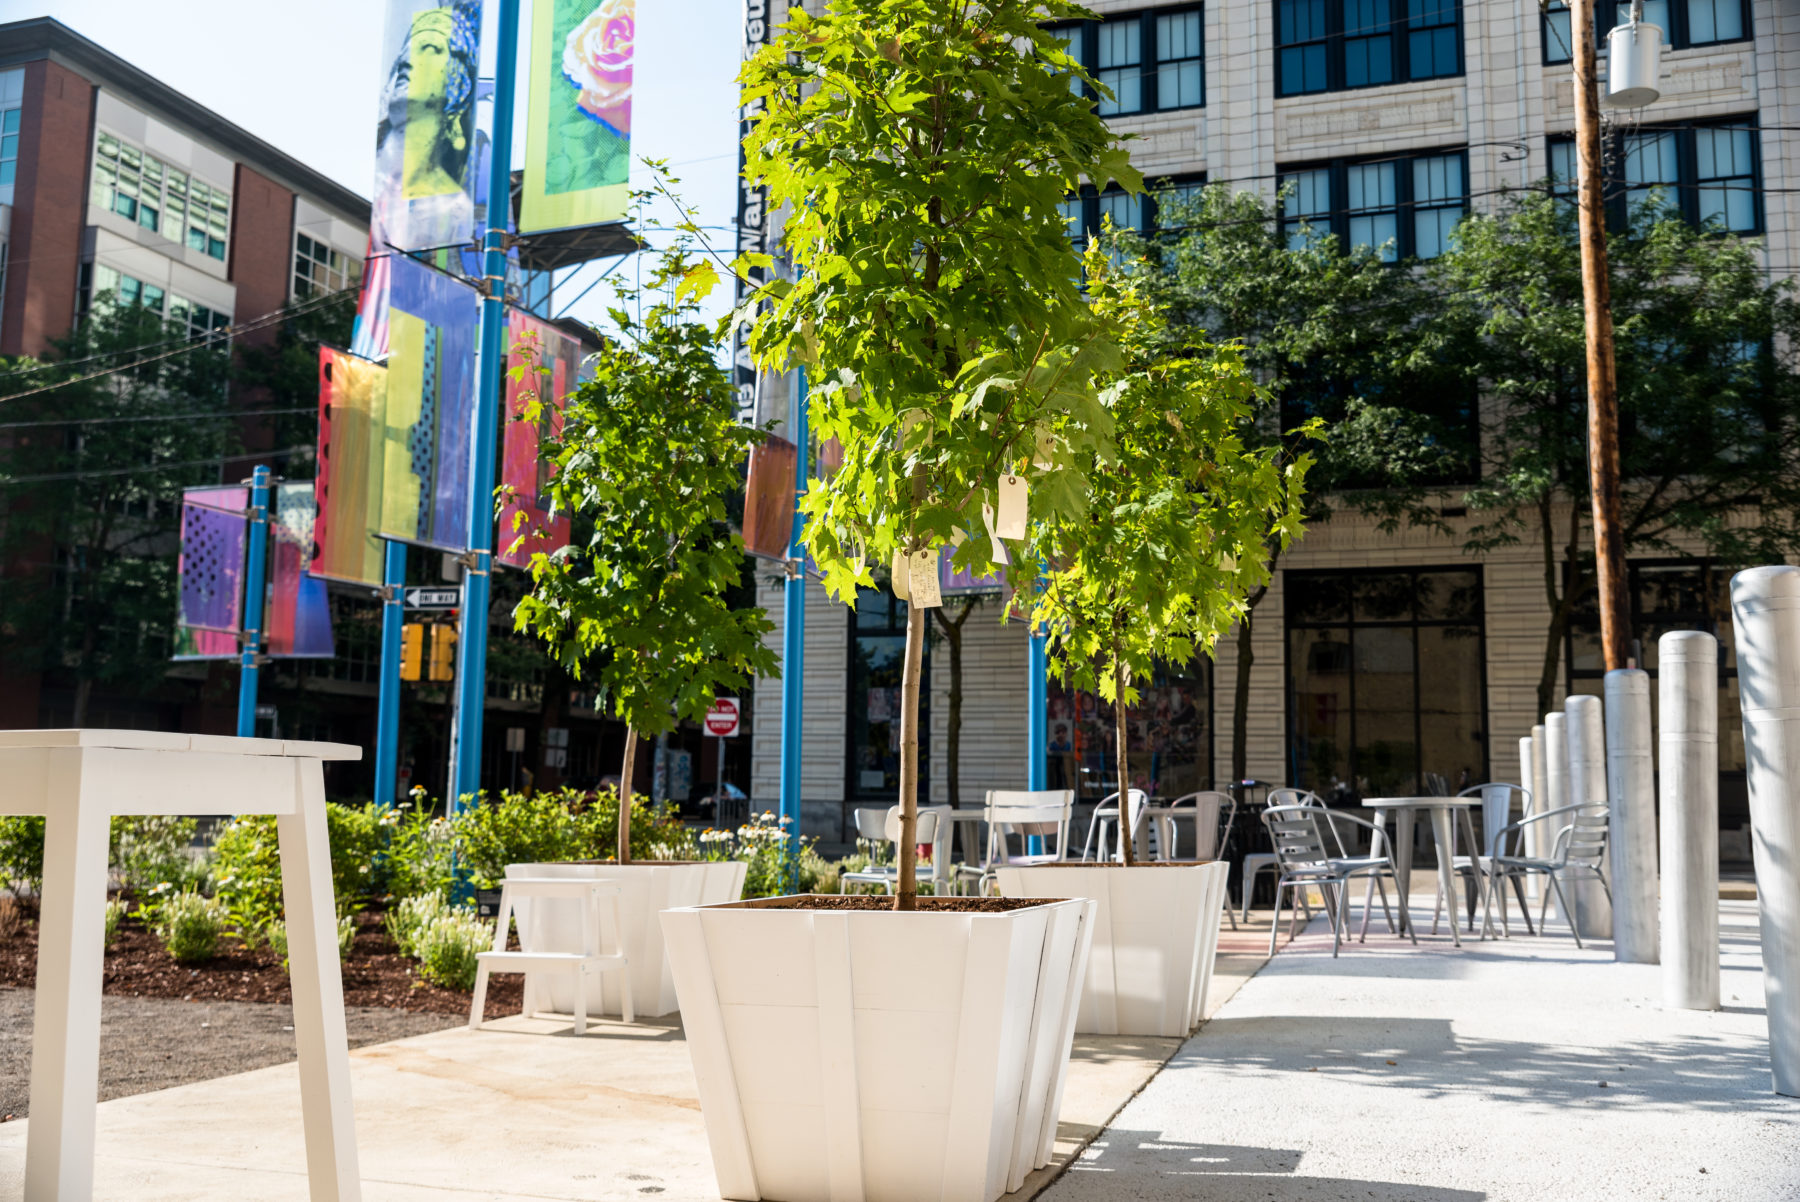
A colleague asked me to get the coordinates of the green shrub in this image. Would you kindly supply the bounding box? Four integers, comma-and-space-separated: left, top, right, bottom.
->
103, 897, 128, 945
381, 795, 458, 902
155, 891, 227, 964
260, 915, 356, 965
414, 912, 492, 991
209, 817, 285, 936
326, 802, 383, 909
266, 920, 287, 962
453, 789, 588, 888
0, 816, 45, 896
338, 913, 357, 960
110, 816, 201, 893
388, 890, 459, 959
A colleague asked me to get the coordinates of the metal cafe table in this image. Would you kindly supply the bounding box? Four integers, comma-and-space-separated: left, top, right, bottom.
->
1, 730, 363, 1202
1360, 795, 1489, 948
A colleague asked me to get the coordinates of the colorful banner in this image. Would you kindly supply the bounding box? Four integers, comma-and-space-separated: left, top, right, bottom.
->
372, 0, 484, 254
269, 483, 336, 658
741, 435, 797, 560
314, 347, 390, 586
379, 254, 480, 551
496, 310, 577, 569
174, 485, 249, 660
941, 553, 1006, 596
521, 0, 632, 234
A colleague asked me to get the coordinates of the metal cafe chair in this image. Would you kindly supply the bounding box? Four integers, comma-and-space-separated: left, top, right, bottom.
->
1430, 783, 1532, 935
840, 807, 949, 895
1081, 788, 1149, 862
1482, 803, 1613, 949
958, 789, 1075, 895
1262, 804, 1414, 959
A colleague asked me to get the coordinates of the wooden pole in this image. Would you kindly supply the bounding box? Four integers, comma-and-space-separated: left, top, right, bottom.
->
1571, 0, 1631, 672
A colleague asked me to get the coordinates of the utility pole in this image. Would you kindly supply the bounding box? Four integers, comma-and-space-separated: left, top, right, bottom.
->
1570, 0, 1631, 671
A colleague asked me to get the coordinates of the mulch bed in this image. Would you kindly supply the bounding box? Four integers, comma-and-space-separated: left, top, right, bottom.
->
744, 894, 1052, 912
0, 908, 521, 1019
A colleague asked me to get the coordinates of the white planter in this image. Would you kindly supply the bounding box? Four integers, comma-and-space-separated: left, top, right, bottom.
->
994, 862, 1228, 1038
507, 860, 748, 1019
660, 895, 1096, 1202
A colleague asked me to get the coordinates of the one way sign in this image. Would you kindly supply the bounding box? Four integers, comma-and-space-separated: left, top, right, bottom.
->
404, 587, 461, 609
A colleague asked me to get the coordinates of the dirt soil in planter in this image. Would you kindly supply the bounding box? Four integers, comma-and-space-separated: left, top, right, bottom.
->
1022, 860, 1222, 868
745, 894, 1055, 913
0, 908, 521, 1018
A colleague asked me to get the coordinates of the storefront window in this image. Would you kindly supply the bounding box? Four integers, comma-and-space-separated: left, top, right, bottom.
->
1286, 567, 1487, 800
1047, 660, 1212, 801
846, 588, 927, 801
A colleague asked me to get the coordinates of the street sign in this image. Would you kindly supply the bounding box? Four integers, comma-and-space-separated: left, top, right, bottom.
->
404, 587, 461, 609
705, 697, 741, 738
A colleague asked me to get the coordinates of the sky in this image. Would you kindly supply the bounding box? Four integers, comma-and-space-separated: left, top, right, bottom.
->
1, 0, 747, 327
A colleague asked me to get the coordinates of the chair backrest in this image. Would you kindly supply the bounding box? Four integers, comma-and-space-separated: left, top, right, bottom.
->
1261, 804, 1332, 873
983, 789, 1074, 863
914, 805, 955, 883
1268, 788, 1346, 854
1163, 791, 1230, 859
1559, 805, 1610, 871
852, 807, 889, 843
882, 806, 942, 846
1458, 783, 1531, 855
1098, 789, 1150, 861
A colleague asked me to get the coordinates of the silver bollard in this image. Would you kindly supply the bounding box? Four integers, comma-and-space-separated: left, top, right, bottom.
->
1544, 713, 1569, 920
1565, 694, 1613, 940
1605, 669, 1658, 963
1731, 565, 1800, 1097
1660, 630, 1719, 1011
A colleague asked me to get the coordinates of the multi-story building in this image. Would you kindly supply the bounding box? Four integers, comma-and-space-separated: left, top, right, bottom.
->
747, 0, 1781, 862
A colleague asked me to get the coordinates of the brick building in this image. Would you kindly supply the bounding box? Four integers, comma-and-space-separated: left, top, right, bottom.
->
747, 0, 1782, 861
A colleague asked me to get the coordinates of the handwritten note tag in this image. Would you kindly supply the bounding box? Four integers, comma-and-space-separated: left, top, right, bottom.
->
982, 502, 1012, 567
995, 475, 1027, 540
908, 548, 942, 609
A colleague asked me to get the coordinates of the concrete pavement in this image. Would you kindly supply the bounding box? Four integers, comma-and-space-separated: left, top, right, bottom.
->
1044, 899, 1799, 1202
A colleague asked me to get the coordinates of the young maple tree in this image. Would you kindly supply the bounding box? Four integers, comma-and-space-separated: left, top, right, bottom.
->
741, 0, 1138, 908
1030, 252, 1313, 865
514, 202, 776, 864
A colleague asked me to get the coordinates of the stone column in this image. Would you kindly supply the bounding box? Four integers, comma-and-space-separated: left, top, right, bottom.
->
1526, 723, 1549, 897
1543, 713, 1569, 919
1605, 669, 1658, 963
1565, 694, 1613, 940
1660, 630, 1719, 1011
1730, 565, 1800, 1096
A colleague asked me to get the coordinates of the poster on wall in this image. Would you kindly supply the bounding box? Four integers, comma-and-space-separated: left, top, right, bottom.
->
372, 0, 484, 254
521, 0, 633, 234
173, 485, 249, 660
268, 483, 336, 658
314, 347, 390, 586
379, 254, 480, 551
496, 309, 577, 569
741, 435, 797, 560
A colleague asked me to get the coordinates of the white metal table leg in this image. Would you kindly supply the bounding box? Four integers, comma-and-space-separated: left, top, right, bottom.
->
24, 753, 110, 1202
277, 757, 364, 1202
1428, 805, 1462, 948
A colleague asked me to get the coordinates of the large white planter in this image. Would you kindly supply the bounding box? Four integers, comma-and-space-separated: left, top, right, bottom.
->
507, 860, 748, 1019
994, 862, 1228, 1038
661, 895, 1096, 1202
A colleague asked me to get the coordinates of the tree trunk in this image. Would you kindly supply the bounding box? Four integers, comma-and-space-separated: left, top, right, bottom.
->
1113, 634, 1136, 867
70, 675, 92, 728
895, 601, 926, 910
931, 599, 974, 808
1230, 585, 1267, 786
617, 724, 637, 864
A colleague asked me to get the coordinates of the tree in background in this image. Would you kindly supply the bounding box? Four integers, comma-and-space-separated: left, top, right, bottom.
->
1430, 188, 1800, 716
741, 0, 1136, 908
1114, 184, 1466, 783
514, 195, 777, 863
1030, 252, 1310, 864
0, 302, 236, 725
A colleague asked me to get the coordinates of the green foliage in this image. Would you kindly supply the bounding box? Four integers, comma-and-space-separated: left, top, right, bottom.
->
209, 817, 286, 937
414, 911, 493, 991
110, 816, 201, 894
451, 787, 694, 889
154, 891, 227, 964
0, 816, 45, 896
337, 914, 357, 961
326, 802, 383, 910
380, 794, 459, 903
515, 177, 776, 835
387, 890, 466, 960
266, 920, 286, 962
104, 897, 128, 945
741, 0, 1138, 600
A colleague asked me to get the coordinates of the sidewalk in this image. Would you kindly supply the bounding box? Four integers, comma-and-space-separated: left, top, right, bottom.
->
1043, 898, 1799, 1202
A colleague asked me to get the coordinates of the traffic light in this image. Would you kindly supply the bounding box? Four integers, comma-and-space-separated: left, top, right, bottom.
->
429, 624, 457, 682
400, 623, 424, 681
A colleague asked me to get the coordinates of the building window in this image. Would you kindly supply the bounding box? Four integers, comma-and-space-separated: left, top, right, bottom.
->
1063, 175, 1206, 247
1549, 118, 1761, 232
168, 294, 231, 339
90, 263, 231, 339
1277, 0, 1462, 97
1279, 150, 1468, 260
1545, 0, 1747, 62
1286, 567, 1488, 801
847, 588, 928, 802
1048, 659, 1213, 803
91, 133, 230, 261
0, 67, 23, 207
1053, 7, 1206, 114
293, 232, 363, 299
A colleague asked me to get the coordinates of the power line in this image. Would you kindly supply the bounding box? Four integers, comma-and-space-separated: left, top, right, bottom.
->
0, 406, 312, 432
0, 446, 313, 487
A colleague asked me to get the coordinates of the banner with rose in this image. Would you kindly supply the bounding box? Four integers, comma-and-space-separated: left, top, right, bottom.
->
521, 0, 633, 234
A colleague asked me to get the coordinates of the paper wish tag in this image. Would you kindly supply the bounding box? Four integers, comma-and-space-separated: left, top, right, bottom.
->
907, 548, 943, 609
981, 502, 1012, 567
995, 474, 1028, 540
890, 549, 911, 601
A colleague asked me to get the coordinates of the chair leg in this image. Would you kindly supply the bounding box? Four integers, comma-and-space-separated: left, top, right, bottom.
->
1511, 874, 1535, 937
1538, 877, 1553, 936
468, 962, 491, 1030
1376, 879, 1396, 934
1485, 868, 1503, 939
1331, 881, 1349, 958
1268, 882, 1286, 957
1549, 874, 1583, 950
1398, 874, 1418, 945
1241, 868, 1255, 924
1431, 880, 1443, 936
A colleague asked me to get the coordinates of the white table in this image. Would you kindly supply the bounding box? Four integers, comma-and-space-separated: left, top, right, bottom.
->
0, 730, 363, 1202
1361, 796, 1487, 948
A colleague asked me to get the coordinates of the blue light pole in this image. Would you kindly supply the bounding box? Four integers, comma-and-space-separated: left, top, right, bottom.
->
779, 370, 808, 867
374, 541, 407, 805
236, 465, 271, 738
450, 0, 522, 814
1028, 631, 1048, 790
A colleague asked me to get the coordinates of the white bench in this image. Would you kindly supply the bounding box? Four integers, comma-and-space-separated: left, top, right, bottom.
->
469, 877, 635, 1033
